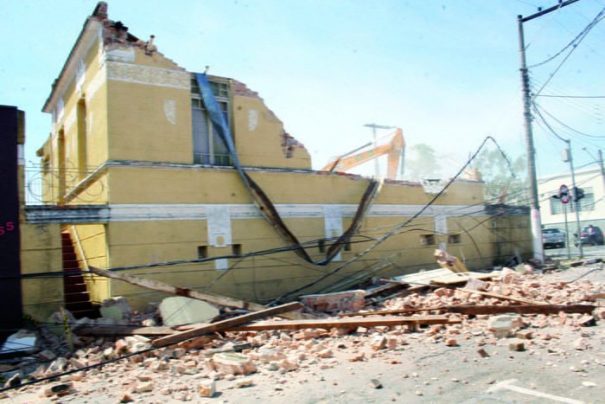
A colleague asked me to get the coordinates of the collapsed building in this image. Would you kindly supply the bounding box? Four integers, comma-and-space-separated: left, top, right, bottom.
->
12, 2, 531, 321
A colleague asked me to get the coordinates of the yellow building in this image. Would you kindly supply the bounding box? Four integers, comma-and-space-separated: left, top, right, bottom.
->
23, 2, 531, 319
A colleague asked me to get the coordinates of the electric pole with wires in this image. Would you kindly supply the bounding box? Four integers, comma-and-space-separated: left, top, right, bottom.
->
517, 0, 582, 263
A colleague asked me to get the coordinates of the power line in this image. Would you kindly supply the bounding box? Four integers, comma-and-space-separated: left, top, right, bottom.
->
534, 102, 605, 139
533, 102, 569, 142
528, 5, 605, 69
531, 5, 605, 97
538, 94, 605, 99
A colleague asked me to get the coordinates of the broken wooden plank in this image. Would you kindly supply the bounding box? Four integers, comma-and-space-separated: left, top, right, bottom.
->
152, 302, 303, 348
394, 268, 494, 286
341, 306, 443, 317
447, 304, 595, 315
457, 288, 542, 305
342, 304, 596, 317
228, 315, 458, 332
76, 325, 176, 337
88, 266, 304, 320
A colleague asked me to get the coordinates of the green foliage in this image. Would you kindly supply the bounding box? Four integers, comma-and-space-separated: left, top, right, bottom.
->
473, 148, 528, 205
405, 144, 442, 180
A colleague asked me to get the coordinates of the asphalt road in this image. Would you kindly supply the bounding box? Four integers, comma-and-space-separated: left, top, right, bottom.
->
544, 243, 605, 260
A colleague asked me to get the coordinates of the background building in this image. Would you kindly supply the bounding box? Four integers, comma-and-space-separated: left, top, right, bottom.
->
539, 167, 605, 239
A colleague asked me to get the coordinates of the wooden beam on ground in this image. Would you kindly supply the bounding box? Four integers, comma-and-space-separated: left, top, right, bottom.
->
76, 325, 176, 337
342, 304, 595, 317
457, 288, 542, 305
88, 266, 304, 319
447, 304, 595, 315
341, 306, 443, 317
152, 302, 303, 348
228, 315, 458, 332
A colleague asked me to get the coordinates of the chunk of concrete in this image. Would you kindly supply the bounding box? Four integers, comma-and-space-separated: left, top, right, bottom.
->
300, 290, 366, 313
0, 330, 37, 355
487, 314, 521, 338
100, 297, 131, 321
198, 380, 216, 397
159, 296, 220, 327
211, 352, 257, 375
508, 339, 526, 352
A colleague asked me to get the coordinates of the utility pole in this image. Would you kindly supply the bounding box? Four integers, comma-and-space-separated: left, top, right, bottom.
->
582, 147, 605, 203
364, 123, 394, 179
563, 143, 583, 258
599, 149, 605, 193
517, 15, 544, 263
517, 0, 581, 263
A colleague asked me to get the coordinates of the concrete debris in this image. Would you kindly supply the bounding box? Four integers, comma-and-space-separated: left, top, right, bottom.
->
2, 262, 604, 402
236, 378, 254, 388
133, 381, 154, 393
508, 339, 526, 352
198, 380, 216, 397
369, 378, 383, 389
465, 278, 489, 291
100, 296, 132, 321
487, 314, 521, 338
301, 290, 366, 313
0, 330, 37, 355
43, 382, 74, 397
434, 249, 469, 273
159, 296, 220, 327
211, 352, 257, 375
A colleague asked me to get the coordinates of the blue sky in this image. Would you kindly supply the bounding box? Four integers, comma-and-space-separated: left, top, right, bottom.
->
1, 0, 604, 181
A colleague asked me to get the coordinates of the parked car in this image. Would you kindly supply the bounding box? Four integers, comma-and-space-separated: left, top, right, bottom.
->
575, 225, 604, 246
542, 228, 566, 249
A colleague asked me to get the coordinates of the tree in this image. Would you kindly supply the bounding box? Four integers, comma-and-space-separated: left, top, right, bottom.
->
404, 144, 442, 180
472, 149, 528, 206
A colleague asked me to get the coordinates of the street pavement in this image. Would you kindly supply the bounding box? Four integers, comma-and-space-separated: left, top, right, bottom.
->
545, 243, 605, 260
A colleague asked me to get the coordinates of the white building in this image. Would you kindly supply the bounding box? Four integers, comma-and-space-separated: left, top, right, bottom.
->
538, 168, 605, 234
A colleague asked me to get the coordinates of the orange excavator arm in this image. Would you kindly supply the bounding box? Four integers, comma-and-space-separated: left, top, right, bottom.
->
322, 128, 405, 180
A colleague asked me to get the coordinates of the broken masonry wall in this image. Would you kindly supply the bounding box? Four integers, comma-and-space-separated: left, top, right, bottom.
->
231, 85, 312, 170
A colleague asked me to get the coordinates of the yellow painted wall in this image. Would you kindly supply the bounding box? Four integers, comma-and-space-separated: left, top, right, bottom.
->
39, 36, 109, 205
20, 223, 63, 320
105, 165, 482, 206
232, 95, 311, 169
106, 78, 192, 164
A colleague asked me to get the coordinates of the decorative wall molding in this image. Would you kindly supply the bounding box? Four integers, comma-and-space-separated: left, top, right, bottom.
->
106, 61, 189, 90
26, 203, 486, 224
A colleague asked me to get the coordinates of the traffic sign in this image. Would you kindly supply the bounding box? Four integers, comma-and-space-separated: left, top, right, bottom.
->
559, 184, 570, 204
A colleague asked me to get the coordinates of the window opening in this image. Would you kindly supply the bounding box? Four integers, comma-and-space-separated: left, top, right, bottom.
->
420, 234, 435, 246
448, 234, 461, 244
232, 244, 242, 256
191, 76, 231, 166
197, 245, 208, 259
